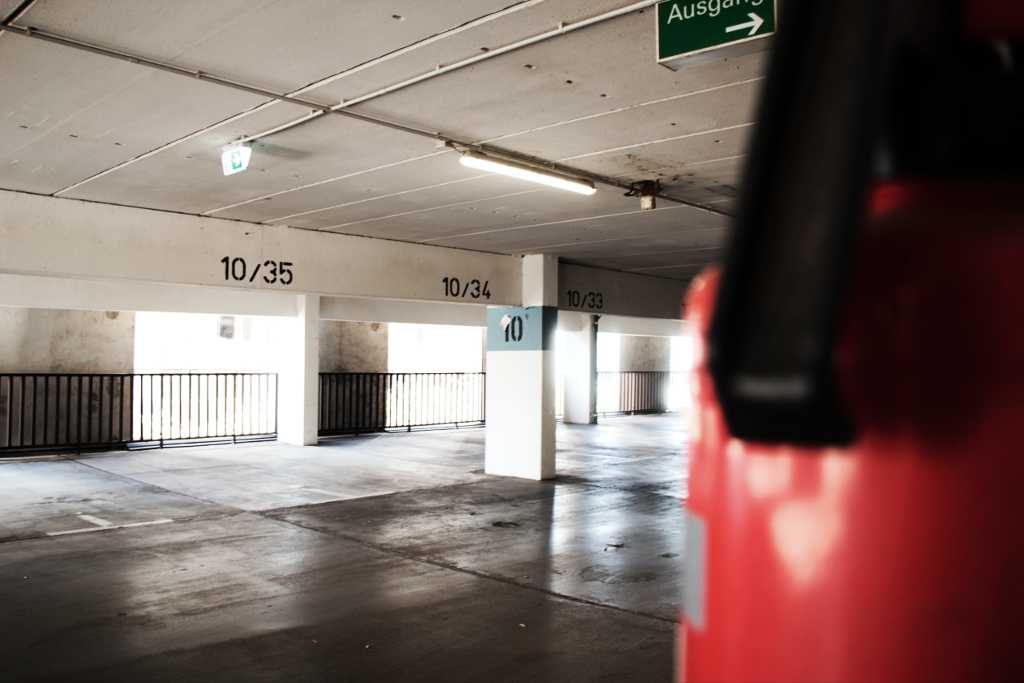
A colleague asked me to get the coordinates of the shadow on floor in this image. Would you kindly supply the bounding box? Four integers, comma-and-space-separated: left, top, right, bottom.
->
0, 415, 686, 683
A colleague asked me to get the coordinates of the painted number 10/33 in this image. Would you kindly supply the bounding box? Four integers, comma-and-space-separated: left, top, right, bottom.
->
566, 289, 604, 310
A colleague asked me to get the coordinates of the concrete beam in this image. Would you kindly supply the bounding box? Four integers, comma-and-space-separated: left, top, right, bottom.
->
558, 263, 688, 321
0, 273, 298, 317
0, 190, 521, 306
320, 296, 485, 327
597, 314, 687, 337
1, 192, 691, 325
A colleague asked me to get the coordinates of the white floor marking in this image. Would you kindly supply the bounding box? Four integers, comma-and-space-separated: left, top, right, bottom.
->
47, 518, 174, 537
288, 484, 346, 499
77, 513, 113, 528
301, 487, 347, 499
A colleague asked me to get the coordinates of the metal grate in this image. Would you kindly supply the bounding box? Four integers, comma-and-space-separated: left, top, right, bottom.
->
0, 373, 277, 455
597, 371, 684, 416
319, 372, 486, 435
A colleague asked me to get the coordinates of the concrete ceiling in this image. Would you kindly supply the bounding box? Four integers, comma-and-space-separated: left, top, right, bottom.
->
0, 0, 766, 282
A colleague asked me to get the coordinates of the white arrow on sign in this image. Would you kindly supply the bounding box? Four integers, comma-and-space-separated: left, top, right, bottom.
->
725, 12, 764, 37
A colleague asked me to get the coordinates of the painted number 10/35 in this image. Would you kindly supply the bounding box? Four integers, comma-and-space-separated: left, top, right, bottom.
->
221, 256, 295, 285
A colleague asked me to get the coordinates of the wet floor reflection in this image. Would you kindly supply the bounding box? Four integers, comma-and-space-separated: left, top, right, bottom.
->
0, 415, 683, 682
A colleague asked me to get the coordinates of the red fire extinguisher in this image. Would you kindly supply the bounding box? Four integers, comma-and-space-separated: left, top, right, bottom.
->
681, 1, 1024, 682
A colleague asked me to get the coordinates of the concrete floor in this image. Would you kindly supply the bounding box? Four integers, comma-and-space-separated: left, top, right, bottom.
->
0, 415, 686, 682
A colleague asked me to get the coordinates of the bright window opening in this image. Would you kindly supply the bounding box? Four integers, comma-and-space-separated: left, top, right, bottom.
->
387, 323, 483, 374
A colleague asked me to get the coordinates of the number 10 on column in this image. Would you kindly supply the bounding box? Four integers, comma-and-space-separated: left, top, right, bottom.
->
502, 314, 524, 343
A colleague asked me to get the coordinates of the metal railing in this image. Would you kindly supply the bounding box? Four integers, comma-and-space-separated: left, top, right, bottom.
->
0, 373, 277, 454
319, 372, 485, 435
597, 371, 684, 416
0, 368, 681, 453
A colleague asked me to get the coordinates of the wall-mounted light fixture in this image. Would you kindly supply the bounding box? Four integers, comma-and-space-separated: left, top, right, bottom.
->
459, 151, 597, 196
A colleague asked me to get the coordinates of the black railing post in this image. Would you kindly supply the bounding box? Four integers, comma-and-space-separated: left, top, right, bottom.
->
76, 375, 83, 453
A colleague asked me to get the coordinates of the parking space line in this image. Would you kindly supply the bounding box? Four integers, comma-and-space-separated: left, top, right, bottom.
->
288, 485, 347, 499
302, 487, 347, 499
47, 518, 175, 537
77, 513, 113, 527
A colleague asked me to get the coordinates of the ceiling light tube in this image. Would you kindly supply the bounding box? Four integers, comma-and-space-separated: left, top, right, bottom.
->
459, 152, 597, 196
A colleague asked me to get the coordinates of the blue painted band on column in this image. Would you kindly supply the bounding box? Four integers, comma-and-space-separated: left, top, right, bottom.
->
487, 306, 558, 352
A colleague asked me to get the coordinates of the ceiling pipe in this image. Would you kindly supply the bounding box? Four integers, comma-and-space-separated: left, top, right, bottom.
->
0, 20, 442, 141
0, 0, 36, 35
257, 0, 550, 105
1, 0, 723, 215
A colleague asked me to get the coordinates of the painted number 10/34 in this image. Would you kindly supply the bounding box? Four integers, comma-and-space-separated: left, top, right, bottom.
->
442, 276, 492, 300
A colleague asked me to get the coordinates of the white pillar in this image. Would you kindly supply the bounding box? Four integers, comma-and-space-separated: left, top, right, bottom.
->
561, 311, 598, 425
484, 255, 558, 480
278, 294, 320, 446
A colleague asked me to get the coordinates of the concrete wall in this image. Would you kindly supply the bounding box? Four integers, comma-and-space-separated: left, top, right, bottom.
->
0, 308, 135, 448
0, 308, 135, 373
319, 321, 388, 373
318, 321, 389, 434
619, 335, 672, 372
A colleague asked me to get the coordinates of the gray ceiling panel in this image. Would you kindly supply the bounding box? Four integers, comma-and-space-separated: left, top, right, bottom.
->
361, 11, 766, 142
215, 151, 466, 223
0, 1, 763, 280
321, 186, 650, 243
494, 70, 761, 162
569, 125, 752, 194
285, 175, 545, 231
568, 246, 725, 271
552, 235, 724, 260
0, 34, 266, 194
20, 0, 520, 95
624, 264, 707, 279
309, 0, 631, 104
655, 156, 746, 204
0, 1, 22, 19
419, 203, 726, 252
208, 67, 758, 225
65, 111, 439, 213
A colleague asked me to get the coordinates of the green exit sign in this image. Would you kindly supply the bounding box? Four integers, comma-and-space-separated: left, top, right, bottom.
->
657, 0, 776, 67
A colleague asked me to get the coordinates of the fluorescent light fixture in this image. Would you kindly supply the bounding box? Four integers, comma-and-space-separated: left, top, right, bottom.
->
459, 151, 596, 196
221, 143, 252, 176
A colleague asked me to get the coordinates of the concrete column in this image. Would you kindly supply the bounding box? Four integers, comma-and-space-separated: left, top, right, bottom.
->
484, 255, 558, 480
278, 294, 320, 446
561, 312, 598, 425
